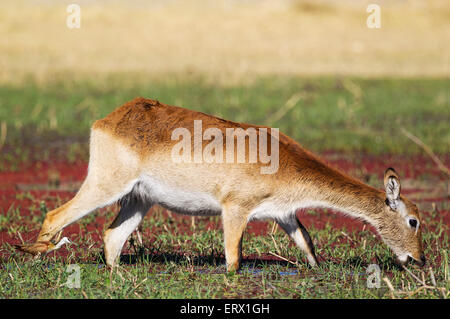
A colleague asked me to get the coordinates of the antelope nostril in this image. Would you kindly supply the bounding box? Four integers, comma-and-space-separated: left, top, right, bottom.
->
409, 218, 418, 228
420, 254, 426, 265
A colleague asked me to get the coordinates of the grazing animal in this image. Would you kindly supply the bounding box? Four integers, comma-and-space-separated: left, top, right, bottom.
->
16, 97, 425, 271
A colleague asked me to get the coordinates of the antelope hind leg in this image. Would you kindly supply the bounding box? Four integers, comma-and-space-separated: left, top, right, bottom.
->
103, 199, 152, 267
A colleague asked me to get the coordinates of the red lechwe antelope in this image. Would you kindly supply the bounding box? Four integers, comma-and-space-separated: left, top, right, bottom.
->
17, 97, 426, 271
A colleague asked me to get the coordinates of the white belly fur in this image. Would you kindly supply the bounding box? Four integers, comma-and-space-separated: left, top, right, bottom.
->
127, 175, 290, 221
131, 175, 223, 216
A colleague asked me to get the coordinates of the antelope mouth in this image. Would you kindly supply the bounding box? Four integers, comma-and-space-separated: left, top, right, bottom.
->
396, 254, 426, 267
414, 254, 426, 267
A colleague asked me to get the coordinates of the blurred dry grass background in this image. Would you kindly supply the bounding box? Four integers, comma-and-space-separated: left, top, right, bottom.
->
1, 0, 449, 84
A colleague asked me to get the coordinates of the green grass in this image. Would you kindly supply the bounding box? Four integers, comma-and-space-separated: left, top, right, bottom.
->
0, 75, 448, 165
1, 202, 448, 299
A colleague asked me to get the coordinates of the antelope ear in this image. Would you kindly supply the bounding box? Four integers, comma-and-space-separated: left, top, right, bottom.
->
384, 167, 401, 210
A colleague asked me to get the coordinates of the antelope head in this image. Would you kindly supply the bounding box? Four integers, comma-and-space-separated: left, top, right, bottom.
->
376, 168, 425, 267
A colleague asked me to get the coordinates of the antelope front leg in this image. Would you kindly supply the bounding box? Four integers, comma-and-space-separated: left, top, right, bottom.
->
295, 219, 318, 266
222, 204, 248, 272
277, 215, 318, 267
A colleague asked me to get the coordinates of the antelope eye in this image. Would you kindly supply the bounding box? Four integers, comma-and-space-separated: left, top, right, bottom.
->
409, 218, 418, 228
